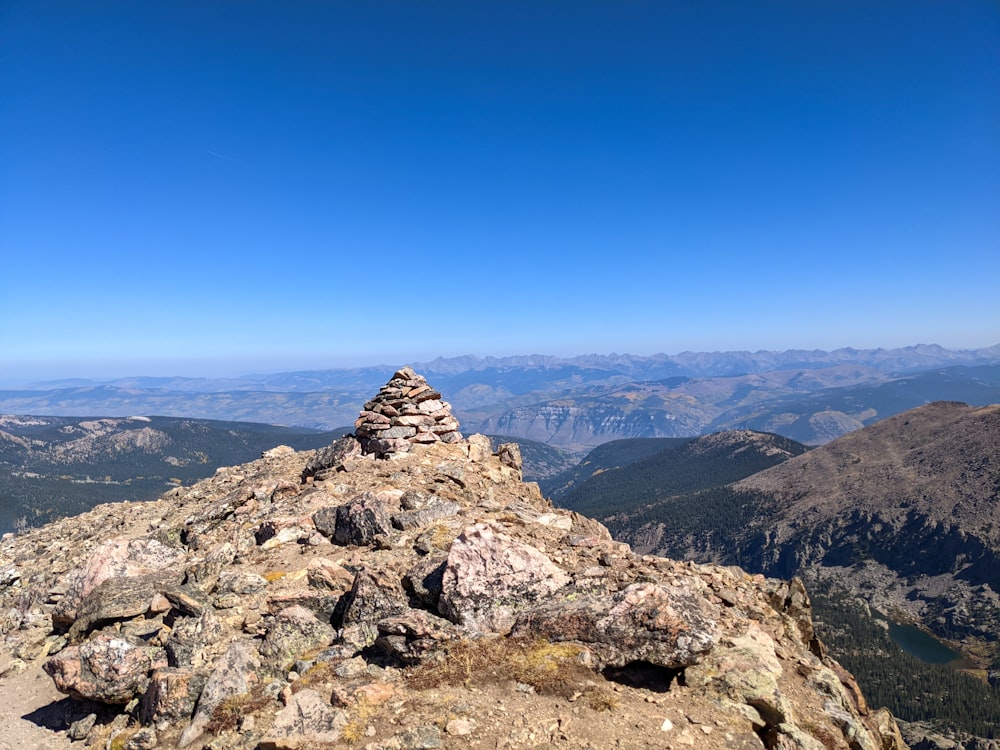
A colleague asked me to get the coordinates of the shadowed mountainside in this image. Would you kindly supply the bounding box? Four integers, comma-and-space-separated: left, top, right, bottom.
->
540, 437, 692, 498
553, 431, 808, 523
597, 402, 1000, 669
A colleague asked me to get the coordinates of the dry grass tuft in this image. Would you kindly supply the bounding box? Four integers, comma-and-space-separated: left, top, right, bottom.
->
408, 636, 599, 698
496, 512, 527, 527
85, 722, 120, 750
107, 728, 136, 750
339, 697, 380, 744
340, 722, 365, 744
584, 688, 619, 712
425, 523, 457, 550
292, 659, 337, 693
206, 690, 273, 735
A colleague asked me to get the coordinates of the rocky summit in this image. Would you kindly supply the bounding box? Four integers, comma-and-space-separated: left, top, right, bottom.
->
0, 370, 908, 750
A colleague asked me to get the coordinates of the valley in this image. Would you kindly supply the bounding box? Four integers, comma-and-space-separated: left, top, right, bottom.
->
0, 415, 344, 535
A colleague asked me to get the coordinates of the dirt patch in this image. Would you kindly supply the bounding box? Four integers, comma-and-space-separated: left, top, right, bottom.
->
0, 647, 75, 750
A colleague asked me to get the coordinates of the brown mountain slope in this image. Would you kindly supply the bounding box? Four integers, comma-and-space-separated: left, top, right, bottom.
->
737, 401, 999, 542
734, 401, 1000, 658
0, 369, 905, 750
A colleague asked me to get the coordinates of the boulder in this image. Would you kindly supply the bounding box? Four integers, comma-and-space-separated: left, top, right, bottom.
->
438, 523, 570, 633
871, 708, 908, 750
44, 633, 167, 704
313, 492, 393, 546
403, 555, 447, 609
301, 435, 363, 480
184, 542, 237, 591
512, 581, 719, 670
391, 500, 460, 531
179, 640, 261, 747
333, 493, 393, 546
466, 434, 493, 462
337, 569, 408, 628
161, 584, 210, 618
68, 571, 175, 639
259, 605, 335, 667
140, 667, 206, 730
306, 557, 355, 591
53, 538, 186, 627
165, 612, 224, 669
215, 570, 268, 596
375, 608, 463, 665
685, 623, 790, 727
496, 442, 523, 473
255, 516, 316, 549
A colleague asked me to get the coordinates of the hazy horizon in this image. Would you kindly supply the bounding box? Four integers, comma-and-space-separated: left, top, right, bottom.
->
2, 340, 998, 388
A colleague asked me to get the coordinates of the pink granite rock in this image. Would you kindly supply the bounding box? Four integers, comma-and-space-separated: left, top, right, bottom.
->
439, 523, 570, 633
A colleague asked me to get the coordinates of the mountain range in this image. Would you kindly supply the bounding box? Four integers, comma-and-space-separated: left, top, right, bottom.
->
2, 345, 998, 450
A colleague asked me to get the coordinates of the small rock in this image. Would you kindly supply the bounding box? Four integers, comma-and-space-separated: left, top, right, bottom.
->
125, 727, 158, 749
395, 725, 443, 749
68, 712, 97, 740
445, 717, 477, 736
306, 558, 354, 591
333, 656, 369, 679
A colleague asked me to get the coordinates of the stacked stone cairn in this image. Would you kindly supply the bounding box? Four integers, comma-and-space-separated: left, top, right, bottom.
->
354, 366, 463, 457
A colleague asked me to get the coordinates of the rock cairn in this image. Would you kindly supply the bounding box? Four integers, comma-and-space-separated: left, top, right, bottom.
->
354, 367, 462, 457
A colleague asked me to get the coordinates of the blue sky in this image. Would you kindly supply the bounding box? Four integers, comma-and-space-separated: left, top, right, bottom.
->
2, 1, 998, 382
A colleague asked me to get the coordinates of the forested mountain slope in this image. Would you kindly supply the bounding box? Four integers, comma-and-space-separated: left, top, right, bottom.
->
0, 415, 341, 534
554, 430, 807, 523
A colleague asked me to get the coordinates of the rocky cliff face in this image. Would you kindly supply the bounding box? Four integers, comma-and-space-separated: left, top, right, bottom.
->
0, 370, 907, 750
481, 400, 710, 449
475, 367, 893, 450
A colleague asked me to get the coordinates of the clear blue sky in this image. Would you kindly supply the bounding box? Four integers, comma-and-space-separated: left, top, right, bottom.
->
2, 1, 998, 382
